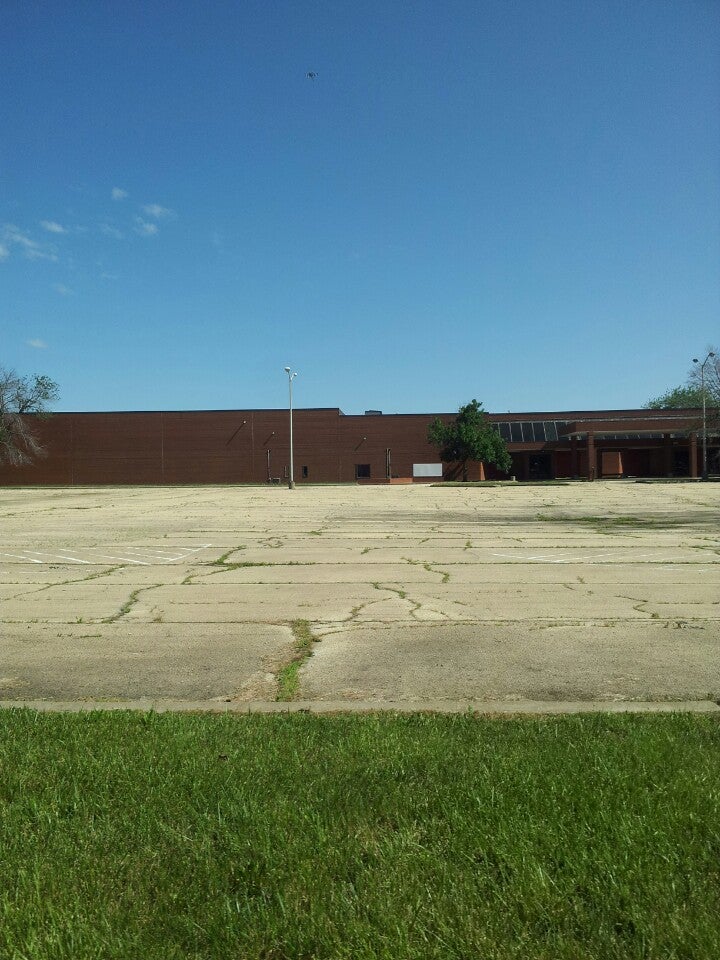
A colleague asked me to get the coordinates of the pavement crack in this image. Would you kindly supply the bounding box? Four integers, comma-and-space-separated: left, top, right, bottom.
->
275, 619, 320, 701
378, 583, 408, 600
184, 560, 315, 585
427, 563, 451, 583
6, 564, 128, 602
102, 584, 162, 623
208, 546, 247, 566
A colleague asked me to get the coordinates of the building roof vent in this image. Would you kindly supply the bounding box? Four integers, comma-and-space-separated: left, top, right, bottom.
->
364, 409, 382, 415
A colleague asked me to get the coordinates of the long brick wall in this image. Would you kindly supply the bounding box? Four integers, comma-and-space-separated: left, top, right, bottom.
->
0, 407, 706, 484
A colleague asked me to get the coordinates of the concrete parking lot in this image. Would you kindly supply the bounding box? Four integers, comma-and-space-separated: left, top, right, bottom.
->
1, 481, 719, 705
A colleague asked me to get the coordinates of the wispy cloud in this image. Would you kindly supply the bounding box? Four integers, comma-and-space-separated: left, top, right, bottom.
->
53, 283, 74, 296
100, 223, 124, 239
1, 224, 58, 261
26, 338, 48, 349
40, 220, 66, 234
134, 217, 158, 236
0, 242, 9, 260
112, 187, 128, 200
142, 203, 174, 219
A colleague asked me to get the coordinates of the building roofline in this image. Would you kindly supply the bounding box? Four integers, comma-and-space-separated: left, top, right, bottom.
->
42, 406, 704, 419
50, 407, 344, 416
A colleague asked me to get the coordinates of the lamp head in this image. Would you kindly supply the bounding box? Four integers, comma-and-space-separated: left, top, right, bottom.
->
284, 366, 291, 373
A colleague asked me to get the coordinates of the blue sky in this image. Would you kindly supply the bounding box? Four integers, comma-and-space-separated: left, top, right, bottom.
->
2, 0, 718, 414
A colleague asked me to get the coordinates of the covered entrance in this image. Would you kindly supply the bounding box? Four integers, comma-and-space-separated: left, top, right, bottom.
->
528, 453, 553, 480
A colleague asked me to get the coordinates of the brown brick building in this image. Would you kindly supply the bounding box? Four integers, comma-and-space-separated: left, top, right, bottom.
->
0, 407, 714, 485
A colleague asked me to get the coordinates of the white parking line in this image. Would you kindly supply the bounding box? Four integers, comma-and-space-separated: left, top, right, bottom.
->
96, 554, 150, 565
24, 551, 91, 564
488, 551, 690, 565
107, 549, 177, 560
0, 544, 213, 565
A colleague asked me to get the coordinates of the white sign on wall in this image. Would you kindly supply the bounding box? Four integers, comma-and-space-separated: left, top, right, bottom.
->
412, 463, 443, 478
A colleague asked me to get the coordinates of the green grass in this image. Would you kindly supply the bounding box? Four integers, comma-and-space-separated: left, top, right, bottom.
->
275, 619, 317, 701
208, 546, 246, 566
1, 712, 719, 959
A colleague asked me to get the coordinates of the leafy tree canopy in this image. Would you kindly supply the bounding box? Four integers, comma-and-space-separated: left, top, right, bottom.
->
645, 349, 720, 414
0, 368, 59, 466
428, 399, 512, 479
644, 385, 706, 410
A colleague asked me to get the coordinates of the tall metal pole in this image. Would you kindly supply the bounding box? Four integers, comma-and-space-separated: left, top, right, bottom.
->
284, 367, 297, 489
694, 352, 716, 482
701, 362, 707, 482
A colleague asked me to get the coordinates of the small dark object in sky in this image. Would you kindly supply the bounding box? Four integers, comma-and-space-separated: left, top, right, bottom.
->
306, 71, 318, 80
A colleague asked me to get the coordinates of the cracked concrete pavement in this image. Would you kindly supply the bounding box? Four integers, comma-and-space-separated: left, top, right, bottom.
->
1, 481, 719, 705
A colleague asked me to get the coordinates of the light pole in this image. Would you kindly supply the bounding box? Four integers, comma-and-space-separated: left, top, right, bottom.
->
693, 351, 716, 481
284, 366, 298, 489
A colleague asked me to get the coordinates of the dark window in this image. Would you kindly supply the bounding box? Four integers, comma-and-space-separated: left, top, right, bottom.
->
543, 421, 558, 441
302, 466, 309, 478
532, 422, 546, 442
355, 464, 371, 479
510, 422, 523, 442
498, 422, 511, 441
520, 422, 533, 441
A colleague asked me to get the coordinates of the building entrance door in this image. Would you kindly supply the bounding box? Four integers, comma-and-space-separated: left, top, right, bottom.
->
528, 454, 552, 480
673, 449, 689, 477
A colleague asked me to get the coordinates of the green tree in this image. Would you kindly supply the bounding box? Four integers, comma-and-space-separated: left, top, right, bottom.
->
428, 399, 512, 481
645, 349, 719, 411
644, 385, 705, 409
0, 368, 59, 466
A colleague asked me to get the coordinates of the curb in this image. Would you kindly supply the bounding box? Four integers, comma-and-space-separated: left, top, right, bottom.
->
1, 699, 719, 715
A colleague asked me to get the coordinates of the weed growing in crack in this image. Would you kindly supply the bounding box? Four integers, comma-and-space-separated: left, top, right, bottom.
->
276, 620, 318, 701
384, 585, 408, 600
103, 585, 160, 624
209, 547, 246, 566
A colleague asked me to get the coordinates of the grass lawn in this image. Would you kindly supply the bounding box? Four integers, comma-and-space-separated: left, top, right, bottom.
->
1, 712, 719, 959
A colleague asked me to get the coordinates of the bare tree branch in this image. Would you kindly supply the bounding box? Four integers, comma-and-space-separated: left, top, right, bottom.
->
0, 367, 59, 466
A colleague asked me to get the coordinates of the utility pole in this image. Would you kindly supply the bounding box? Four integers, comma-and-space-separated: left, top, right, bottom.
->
693, 351, 716, 481
284, 366, 298, 489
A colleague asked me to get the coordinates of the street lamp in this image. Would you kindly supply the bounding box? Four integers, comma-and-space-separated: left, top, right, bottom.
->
693, 351, 716, 481
284, 366, 298, 489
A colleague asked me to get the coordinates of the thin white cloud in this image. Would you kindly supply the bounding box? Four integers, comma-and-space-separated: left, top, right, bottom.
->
26, 338, 48, 349
100, 223, 124, 239
112, 187, 128, 200
40, 220, 66, 234
3, 224, 36, 251
1, 224, 58, 261
134, 217, 158, 236
0, 243, 8, 260
142, 203, 174, 219
53, 283, 74, 296
25, 247, 58, 262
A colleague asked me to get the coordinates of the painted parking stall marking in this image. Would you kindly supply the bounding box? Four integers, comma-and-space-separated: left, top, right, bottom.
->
0, 544, 212, 565
489, 550, 719, 565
